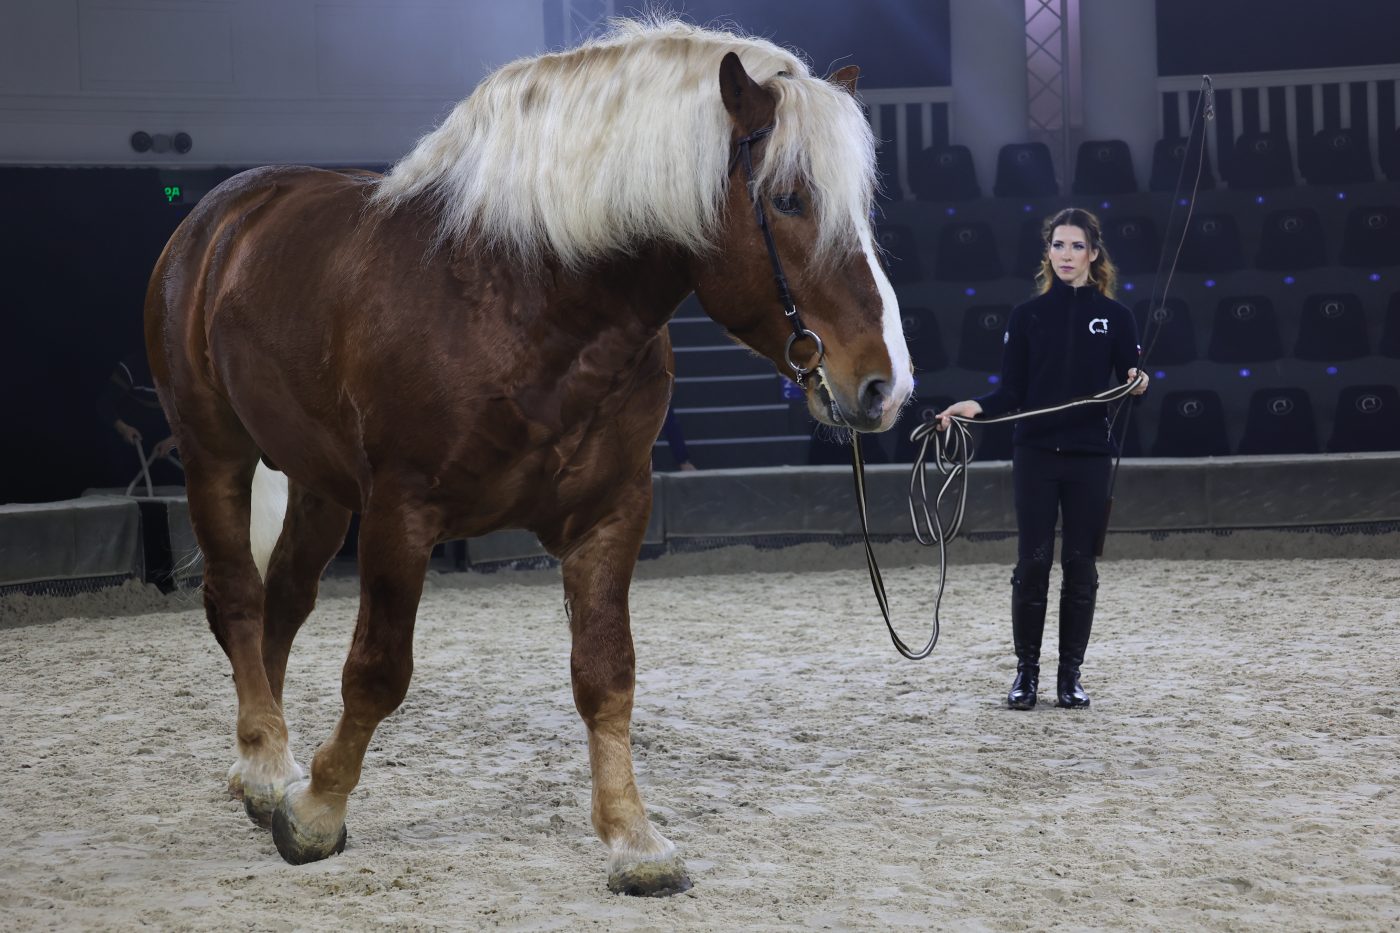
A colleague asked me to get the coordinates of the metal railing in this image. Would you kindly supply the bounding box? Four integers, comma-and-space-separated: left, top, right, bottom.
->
1158, 64, 1400, 181
863, 87, 956, 199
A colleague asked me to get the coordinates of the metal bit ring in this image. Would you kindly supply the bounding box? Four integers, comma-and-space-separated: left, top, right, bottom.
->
784, 329, 825, 385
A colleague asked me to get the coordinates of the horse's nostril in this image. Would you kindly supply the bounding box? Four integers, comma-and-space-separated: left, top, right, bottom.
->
858, 377, 891, 418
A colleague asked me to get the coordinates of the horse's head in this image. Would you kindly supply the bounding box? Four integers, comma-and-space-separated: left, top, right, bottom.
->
693, 53, 913, 434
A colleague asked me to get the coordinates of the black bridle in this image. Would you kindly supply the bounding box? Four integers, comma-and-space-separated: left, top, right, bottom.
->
730, 125, 825, 387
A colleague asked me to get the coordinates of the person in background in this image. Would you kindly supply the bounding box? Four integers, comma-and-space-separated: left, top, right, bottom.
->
660, 405, 697, 471
935, 208, 1149, 711
97, 350, 181, 485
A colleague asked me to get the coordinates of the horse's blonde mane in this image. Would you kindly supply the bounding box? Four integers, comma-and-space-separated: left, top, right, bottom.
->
372, 18, 877, 269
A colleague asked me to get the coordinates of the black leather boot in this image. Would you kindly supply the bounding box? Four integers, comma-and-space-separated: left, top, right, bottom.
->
1007, 564, 1049, 710
1056, 559, 1098, 709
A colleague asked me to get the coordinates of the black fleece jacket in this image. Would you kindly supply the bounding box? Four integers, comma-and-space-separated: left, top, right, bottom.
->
975, 275, 1141, 454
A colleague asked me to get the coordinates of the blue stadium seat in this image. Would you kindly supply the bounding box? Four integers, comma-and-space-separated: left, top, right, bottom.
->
1380, 292, 1400, 359
1014, 215, 1046, 279
1226, 132, 1296, 189
1133, 297, 1197, 365
1301, 128, 1374, 186
1072, 139, 1138, 195
1327, 384, 1400, 452
909, 145, 980, 201
1294, 293, 1369, 361
1178, 213, 1244, 273
993, 142, 1058, 198
1208, 296, 1282, 363
1383, 127, 1400, 182
875, 135, 904, 202
935, 220, 1002, 281
1150, 136, 1217, 192
1238, 387, 1319, 454
1103, 216, 1160, 275
1151, 389, 1230, 456
875, 224, 925, 284
1339, 205, 1400, 268
1255, 208, 1326, 271
902, 307, 948, 372
957, 304, 1011, 371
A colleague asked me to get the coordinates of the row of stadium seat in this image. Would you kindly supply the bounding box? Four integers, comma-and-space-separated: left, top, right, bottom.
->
899, 129, 1400, 202
877, 202, 1400, 282
854, 382, 1400, 462
903, 292, 1400, 371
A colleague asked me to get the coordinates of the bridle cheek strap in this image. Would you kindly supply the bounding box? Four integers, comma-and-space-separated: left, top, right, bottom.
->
732, 125, 824, 386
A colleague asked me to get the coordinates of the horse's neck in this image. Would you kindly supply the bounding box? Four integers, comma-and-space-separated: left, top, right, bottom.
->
489, 245, 694, 358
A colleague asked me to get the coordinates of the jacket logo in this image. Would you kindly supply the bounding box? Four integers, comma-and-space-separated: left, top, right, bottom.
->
1088, 318, 1109, 335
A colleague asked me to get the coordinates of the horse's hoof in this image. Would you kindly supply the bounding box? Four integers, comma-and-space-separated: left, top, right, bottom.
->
229, 756, 303, 828
270, 782, 348, 865
607, 855, 693, 897
241, 779, 297, 828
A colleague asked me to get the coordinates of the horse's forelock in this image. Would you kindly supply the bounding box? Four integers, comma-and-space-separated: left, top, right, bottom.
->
372, 19, 877, 269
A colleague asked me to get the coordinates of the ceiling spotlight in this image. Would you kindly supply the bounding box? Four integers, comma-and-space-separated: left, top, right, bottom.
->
130, 131, 153, 152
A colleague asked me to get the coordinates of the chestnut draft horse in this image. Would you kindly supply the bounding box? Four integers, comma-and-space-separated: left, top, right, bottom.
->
145, 19, 912, 895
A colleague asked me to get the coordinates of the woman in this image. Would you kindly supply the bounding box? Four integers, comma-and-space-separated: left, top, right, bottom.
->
936, 208, 1149, 710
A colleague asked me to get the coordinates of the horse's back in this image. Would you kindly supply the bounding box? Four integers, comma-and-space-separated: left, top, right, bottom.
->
148, 164, 378, 335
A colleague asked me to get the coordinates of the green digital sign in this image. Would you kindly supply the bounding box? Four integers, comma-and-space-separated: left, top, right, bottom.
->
163, 185, 183, 204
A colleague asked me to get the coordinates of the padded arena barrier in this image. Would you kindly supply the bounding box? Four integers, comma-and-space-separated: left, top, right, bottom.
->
3, 453, 1398, 592
0, 495, 143, 596
460, 451, 1400, 568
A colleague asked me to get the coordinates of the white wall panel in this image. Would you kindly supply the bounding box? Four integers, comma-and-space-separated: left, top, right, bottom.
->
0, 0, 545, 165
78, 2, 235, 89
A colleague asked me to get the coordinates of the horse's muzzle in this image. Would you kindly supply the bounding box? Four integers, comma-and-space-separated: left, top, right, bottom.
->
811, 373, 903, 433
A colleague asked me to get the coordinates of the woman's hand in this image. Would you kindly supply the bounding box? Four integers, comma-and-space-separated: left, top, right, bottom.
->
1127, 368, 1149, 396
934, 399, 982, 431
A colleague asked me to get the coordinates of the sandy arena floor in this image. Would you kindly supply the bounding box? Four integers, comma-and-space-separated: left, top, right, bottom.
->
1, 555, 1398, 930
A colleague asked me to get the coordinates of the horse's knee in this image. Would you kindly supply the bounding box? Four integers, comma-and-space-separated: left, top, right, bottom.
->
570, 642, 636, 723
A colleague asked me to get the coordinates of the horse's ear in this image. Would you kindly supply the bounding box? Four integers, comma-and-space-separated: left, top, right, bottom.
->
719, 52, 776, 132
828, 65, 860, 97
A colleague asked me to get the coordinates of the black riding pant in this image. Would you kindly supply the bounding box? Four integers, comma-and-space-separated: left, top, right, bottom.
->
1011, 445, 1110, 588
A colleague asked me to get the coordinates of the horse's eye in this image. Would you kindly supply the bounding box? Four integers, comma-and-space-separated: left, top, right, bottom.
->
772, 193, 803, 216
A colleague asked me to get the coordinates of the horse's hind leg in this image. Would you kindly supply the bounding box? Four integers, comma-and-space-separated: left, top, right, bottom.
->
553, 469, 691, 896
261, 482, 352, 703
271, 490, 436, 864
177, 423, 301, 825
226, 481, 351, 815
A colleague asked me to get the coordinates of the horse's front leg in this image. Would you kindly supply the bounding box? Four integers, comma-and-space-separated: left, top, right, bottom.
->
270, 493, 436, 864
554, 470, 691, 896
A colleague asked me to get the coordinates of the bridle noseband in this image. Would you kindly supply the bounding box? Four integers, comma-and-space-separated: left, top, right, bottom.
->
730, 125, 824, 387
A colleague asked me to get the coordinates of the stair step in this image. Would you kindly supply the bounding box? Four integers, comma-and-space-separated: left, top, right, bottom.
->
654, 434, 811, 469
671, 343, 774, 377
672, 373, 783, 407
668, 404, 800, 441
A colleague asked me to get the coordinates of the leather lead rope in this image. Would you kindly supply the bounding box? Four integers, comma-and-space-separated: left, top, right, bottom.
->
851, 376, 1145, 660
1103, 75, 1215, 552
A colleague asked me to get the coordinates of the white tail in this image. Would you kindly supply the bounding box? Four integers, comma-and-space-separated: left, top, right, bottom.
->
250, 461, 289, 580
